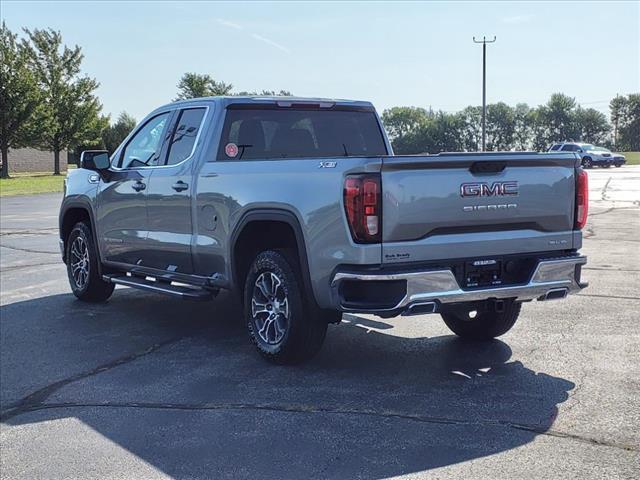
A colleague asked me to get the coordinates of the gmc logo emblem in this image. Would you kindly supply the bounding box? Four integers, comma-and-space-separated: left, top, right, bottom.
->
460, 181, 519, 197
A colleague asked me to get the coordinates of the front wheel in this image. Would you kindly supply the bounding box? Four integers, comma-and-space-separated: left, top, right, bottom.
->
244, 250, 327, 364
66, 222, 115, 302
614, 163, 623, 168
441, 301, 521, 340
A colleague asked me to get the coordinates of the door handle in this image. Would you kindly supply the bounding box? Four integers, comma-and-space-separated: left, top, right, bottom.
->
172, 181, 189, 192
132, 181, 146, 192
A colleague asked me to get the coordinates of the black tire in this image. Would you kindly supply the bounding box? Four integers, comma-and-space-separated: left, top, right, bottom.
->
244, 250, 327, 364
66, 222, 115, 302
582, 157, 592, 169
441, 301, 521, 340
602, 163, 611, 168
614, 163, 622, 168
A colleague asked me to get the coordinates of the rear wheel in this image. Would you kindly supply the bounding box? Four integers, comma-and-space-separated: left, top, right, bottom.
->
441, 300, 521, 340
244, 250, 328, 364
582, 157, 592, 169
66, 222, 115, 302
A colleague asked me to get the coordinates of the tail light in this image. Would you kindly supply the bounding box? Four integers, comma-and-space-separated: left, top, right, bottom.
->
575, 169, 588, 230
344, 174, 382, 243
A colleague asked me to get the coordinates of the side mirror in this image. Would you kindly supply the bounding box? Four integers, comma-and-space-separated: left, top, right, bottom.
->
577, 148, 583, 153
80, 150, 110, 171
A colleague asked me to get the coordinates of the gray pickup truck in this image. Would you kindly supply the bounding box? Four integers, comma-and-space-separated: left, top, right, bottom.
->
60, 96, 589, 364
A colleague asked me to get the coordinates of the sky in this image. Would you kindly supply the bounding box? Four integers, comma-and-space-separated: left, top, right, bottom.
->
3, 1, 639, 122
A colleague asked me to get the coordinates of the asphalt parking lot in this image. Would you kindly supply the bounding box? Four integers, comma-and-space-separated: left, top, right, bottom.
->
1, 166, 639, 479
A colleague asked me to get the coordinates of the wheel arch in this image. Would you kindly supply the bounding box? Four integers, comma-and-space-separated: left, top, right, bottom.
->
59, 199, 100, 266
230, 209, 316, 305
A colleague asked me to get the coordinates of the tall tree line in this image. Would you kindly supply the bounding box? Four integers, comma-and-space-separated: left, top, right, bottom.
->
382, 93, 639, 154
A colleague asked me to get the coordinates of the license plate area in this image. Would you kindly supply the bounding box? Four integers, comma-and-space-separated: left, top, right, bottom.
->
464, 259, 502, 288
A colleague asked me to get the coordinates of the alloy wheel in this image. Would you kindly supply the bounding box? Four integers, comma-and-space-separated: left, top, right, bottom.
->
70, 235, 90, 289
251, 271, 290, 345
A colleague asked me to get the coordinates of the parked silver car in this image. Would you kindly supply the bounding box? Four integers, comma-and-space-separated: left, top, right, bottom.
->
548, 142, 624, 168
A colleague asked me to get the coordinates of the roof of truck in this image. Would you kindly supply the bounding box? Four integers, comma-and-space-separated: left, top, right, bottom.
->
167, 96, 375, 109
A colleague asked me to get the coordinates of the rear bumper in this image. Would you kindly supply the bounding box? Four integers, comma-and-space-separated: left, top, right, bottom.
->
331, 255, 587, 314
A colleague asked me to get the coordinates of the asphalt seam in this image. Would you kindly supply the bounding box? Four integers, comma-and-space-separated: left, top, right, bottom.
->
0, 336, 187, 422
0, 244, 59, 255
583, 267, 640, 272
3, 401, 637, 453
576, 293, 640, 301
0, 261, 62, 272
601, 177, 612, 201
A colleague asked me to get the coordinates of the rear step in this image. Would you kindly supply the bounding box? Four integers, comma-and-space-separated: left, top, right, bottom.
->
103, 274, 215, 301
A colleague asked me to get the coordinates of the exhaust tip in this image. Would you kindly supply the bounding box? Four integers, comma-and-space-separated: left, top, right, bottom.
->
540, 288, 569, 301
402, 302, 438, 316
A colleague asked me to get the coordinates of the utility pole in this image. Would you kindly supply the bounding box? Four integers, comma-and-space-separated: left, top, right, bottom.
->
473, 36, 496, 151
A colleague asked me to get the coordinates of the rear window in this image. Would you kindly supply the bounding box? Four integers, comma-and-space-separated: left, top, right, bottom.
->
216, 107, 388, 160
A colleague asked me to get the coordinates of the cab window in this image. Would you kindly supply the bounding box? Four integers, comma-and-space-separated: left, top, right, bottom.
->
217, 106, 387, 160
165, 108, 206, 166
119, 112, 171, 168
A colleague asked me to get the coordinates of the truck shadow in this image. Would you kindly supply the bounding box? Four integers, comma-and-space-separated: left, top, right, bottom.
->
1, 291, 574, 479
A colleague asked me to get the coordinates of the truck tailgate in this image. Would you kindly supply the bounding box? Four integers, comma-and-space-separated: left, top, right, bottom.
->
381, 153, 579, 264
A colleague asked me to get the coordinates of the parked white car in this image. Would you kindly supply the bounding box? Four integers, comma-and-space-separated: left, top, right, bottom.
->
548, 142, 625, 168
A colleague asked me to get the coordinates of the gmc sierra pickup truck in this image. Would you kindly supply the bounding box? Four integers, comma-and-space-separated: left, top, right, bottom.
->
60, 96, 589, 364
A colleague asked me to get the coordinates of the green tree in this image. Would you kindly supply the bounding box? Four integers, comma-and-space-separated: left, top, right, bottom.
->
512, 103, 533, 151
102, 111, 137, 153
235, 89, 292, 96
575, 107, 610, 144
615, 93, 640, 151
411, 112, 464, 154
24, 28, 105, 174
486, 102, 515, 150
538, 93, 580, 144
529, 108, 549, 151
609, 95, 626, 150
175, 73, 233, 100
381, 106, 430, 140
459, 106, 482, 152
0, 22, 42, 178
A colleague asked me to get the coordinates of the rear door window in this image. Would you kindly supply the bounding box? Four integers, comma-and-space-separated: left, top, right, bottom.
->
165, 108, 206, 166
217, 106, 388, 160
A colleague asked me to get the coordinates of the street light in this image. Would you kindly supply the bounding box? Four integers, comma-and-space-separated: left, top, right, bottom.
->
473, 36, 496, 151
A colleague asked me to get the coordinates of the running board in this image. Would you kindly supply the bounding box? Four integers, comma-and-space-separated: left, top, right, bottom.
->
103, 274, 214, 301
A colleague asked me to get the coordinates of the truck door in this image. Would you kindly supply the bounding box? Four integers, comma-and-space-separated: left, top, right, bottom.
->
144, 107, 207, 274
97, 111, 172, 266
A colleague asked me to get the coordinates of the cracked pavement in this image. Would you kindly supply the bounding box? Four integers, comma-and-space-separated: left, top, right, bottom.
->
1, 166, 639, 479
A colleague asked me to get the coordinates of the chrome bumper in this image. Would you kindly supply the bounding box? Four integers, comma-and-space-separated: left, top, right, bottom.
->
331, 256, 587, 313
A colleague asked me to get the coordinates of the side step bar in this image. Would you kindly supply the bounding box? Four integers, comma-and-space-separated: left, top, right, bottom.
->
103, 274, 215, 301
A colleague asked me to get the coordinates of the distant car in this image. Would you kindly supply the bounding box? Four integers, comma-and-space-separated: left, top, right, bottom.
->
548, 142, 619, 168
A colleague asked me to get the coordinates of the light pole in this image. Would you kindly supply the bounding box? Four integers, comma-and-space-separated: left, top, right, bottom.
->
473, 36, 496, 151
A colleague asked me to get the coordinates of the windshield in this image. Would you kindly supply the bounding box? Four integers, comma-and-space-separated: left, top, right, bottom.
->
592, 146, 610, 152
580, 144, 595, 151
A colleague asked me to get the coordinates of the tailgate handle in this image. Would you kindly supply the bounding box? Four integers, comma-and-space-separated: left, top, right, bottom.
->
470, 161, 506, 174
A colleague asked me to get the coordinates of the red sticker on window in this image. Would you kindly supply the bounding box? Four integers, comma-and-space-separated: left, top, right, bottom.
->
225, 143, 239, 158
